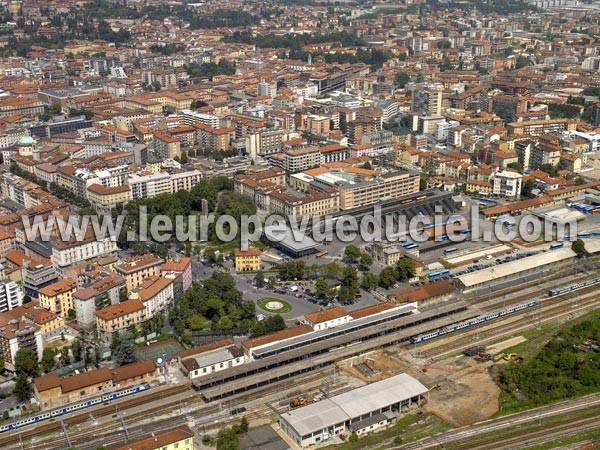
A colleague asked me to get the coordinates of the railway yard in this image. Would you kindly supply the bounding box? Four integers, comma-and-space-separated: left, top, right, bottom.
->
6, 258, 600, 450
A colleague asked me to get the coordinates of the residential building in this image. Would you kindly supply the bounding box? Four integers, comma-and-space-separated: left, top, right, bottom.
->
161, 257, 193, 293
38, 278, 77, 318
0, 308, 43, 371
130, 275, 174, 317
115, 255, 164, 293
0, 279, 22, 312
95, 299, 146, 341
234, 247, 261, 272
86, 184, 132, 215
51, 231, 118, 275
283, 147, 324, 172
73, 273, 128, 326
492, 171, 523, 199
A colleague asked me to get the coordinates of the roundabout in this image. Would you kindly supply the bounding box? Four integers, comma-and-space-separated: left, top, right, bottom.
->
256, 297, 293, 314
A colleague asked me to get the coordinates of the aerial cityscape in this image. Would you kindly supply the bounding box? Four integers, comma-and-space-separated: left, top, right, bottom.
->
0, 0, 599, 449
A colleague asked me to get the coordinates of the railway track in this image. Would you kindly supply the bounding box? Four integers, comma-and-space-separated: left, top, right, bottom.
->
445, 411, 600, 450
0, 384, 192, 448
419, 286, 600, 359
15, 369, 342, 449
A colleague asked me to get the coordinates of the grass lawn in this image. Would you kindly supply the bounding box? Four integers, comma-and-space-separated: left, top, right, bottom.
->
256, 297, 293, 314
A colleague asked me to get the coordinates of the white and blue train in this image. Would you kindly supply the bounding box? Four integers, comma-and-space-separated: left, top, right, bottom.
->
428, 269, 451, 280
549, 277, 600, 297
0, 382, 151, 433
410, 301, 537, 344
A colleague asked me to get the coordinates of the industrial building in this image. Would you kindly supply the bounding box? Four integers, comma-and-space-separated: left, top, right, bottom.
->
279, 373, 428, 447
457, 247, 576, 290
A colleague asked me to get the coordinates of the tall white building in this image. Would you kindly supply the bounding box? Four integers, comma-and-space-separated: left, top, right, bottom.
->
492, 171, 523, 199
0, 280, 23, 313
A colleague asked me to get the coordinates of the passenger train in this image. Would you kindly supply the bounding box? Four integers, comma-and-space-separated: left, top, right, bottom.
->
0, 383, 151, 433
410, 301, 537, 344
548, 277, 600, 297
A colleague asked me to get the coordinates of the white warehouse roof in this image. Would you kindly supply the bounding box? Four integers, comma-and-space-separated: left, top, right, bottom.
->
280, 373, 428, 437
458, 247, 576, 288
332, 373, 428, 419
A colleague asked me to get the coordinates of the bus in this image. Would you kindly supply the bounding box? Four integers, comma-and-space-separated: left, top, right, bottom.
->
316, 250, 329, 258
444, 248, 458, 254
550, 242, 564, 250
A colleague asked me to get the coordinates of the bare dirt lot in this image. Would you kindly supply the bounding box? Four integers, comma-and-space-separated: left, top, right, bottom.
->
339, 347, 501, 427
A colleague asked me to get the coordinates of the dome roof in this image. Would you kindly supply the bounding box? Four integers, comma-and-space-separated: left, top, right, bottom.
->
18, 135, 34, 145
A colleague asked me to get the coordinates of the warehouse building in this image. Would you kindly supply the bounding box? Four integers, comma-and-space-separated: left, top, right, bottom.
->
457, 247, 576, 290
279, 373, 428, 447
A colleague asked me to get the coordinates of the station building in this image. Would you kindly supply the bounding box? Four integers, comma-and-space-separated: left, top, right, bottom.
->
279, 373, 428, 447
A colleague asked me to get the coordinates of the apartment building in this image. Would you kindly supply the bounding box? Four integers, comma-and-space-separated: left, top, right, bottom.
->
86, 184, 132, 215
95, 299, 146, 341
131, 275, 174, 317
170, 170, 203, 193
492, 171, 523, 199
234, 247, 261, 272
319, 144, 349, 163
51, 231, 118, 274
126, 171, 172, 200
0, 279, 22, 312
161, 257, 192, 293
0, 313, 42, 371
152, 131, 181, 159
38, 278, 77, 318
311, 169, 420, 210
283, 147, 324, 172
411, 83, 443, 115
115, 255, 164, 293
269, 189, 340, 218
507, 119, 577, 137
74, 273, 128, 326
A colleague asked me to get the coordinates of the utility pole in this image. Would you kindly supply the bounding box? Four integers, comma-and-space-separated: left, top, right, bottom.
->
60, 420, 71, 448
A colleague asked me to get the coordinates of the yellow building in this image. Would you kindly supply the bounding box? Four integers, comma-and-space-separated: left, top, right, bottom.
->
95, 299, 146, 341
38, 278, 77, 318
112, 426, 194, 450
86, 184, 132, 215
234, 247, 261, 272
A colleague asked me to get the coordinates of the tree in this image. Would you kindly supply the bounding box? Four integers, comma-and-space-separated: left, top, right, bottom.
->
378, 267, 398, 288
315, 278, 330, 298
14, 348, 38, 377
112, 332, 137, 366
67, 308, 76, 321
253, 270, 265, 288
341, 266, 359, 291
396, 257, 416, 282
216, 427, 240, 450
41, 348, 56, 373
522, 179, 535, 197
71, 338, 83, 363
49, 103, 62, 114
394, 71, 410, 88
361, 273, 378, 290
60, 347, 71, 367
13, 373, 31, 403
359, 252, 372, 268
344, 245, 361, 261
22, 295, 32, 304
264, 314, 285, 333
572, 239, 586, 258
240, 417, 249, 433
507, 162, 523, 173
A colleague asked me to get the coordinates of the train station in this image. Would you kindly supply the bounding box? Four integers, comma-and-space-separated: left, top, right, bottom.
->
278, 373, 428, 447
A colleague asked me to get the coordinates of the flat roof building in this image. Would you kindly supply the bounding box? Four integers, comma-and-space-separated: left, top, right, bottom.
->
279, 373, 428, 447
457, 247, 576, 290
